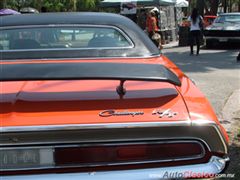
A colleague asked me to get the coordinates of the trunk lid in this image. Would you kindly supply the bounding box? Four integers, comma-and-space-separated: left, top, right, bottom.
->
1, 80, 190, 127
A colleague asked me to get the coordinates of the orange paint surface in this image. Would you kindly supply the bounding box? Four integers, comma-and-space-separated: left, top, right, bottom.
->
0, 55, 228, 142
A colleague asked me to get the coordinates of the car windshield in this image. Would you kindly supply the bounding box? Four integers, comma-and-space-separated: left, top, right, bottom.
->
0, 26, 132, 51
214, 14, 240, 23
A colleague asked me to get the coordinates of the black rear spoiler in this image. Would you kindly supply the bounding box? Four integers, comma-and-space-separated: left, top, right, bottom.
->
1, 62, 181, 95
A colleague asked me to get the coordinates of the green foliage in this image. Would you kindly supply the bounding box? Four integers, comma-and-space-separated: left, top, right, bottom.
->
2, 0, 101, 12
42, 0, 64, 12
0, 0, 6, 9
77, 0, 100, 11
5, 0, 22, 11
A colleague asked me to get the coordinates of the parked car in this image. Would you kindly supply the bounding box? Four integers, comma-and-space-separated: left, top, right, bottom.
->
204, 12, 240, 48
0, 12, 229, 179
203, 15, 217, 28
20, 7, 39, 14
121, 2, 137, 10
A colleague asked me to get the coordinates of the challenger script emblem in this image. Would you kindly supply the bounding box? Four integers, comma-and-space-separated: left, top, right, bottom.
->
152, 109, 178, 118
99, 110, 144, 117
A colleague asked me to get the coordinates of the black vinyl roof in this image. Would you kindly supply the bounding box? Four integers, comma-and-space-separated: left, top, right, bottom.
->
1, 12, 137, 27
0, 12, 160, 60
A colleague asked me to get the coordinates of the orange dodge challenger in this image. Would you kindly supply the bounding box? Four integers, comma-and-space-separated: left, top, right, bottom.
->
0, 13, 229, 179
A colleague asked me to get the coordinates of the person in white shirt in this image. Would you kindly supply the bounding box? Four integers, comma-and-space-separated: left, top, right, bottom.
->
188, 8, 203, 55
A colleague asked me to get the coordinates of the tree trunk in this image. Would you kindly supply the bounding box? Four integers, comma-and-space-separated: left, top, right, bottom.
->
239, 1, 240, 12
223, 0, 227, 13
197, 0, 205, 16
73, 0, 77, 11
210, 0, 219, 15
229, 0, 232, 12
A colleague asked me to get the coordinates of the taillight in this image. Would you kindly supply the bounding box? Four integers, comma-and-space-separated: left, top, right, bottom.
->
1, 141, 206, 174
55, 142, 204, 166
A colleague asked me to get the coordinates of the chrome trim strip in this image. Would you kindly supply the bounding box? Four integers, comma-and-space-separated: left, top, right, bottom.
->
192, 120, 228, 154
1, 140, 205, 171
1, 156, 230, 180
0, 54, 161, 62
0, 47, 132, 52
1, 121, 191, 133
212, 125, 228, 153
2, 119, 218, 133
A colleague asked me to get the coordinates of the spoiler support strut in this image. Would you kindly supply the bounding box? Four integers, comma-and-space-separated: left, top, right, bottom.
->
116, 80, 126, 96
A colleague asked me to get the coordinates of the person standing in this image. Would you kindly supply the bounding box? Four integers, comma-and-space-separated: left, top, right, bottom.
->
188, 8, 203, 55
146, 11, 159, 47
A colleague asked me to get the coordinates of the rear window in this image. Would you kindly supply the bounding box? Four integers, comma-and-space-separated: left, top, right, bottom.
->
0, 26, 133, 51
215, 15, 240, 23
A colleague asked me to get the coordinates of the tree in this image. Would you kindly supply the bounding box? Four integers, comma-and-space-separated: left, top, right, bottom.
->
190, 0, 228, 15
77, 0, 100, 11
0, 0, 7, 9
196, 0, 205, 16
210, 0, 220, 14
41, 0, 64, 12
3, 0, 101, 12
11, 0, 22, 11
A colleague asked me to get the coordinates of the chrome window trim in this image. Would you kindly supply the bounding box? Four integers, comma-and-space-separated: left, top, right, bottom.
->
1, 140, 206, 171
0, 24, 134, 51
0, 54, 161, 62
0, 47, 132, 52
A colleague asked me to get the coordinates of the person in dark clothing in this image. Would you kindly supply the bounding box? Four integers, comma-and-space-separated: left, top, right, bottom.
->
188, 8, 203, 55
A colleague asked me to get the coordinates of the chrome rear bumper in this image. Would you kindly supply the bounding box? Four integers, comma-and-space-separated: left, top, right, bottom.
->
2, 156, 229, 180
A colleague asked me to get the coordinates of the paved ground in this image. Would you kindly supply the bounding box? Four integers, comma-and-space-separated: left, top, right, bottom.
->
162, 44, 240, 119
162, 44, 240, 179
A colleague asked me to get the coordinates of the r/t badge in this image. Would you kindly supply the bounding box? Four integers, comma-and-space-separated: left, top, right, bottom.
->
152, 109, 178, 118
